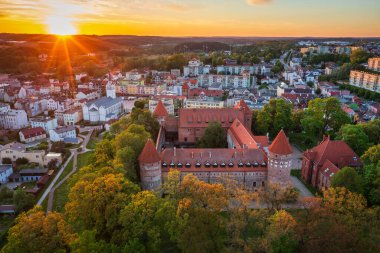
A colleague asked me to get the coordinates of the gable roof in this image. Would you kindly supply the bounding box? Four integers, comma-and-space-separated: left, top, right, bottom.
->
20, 127, 46, 139
138, 139, 161, 163
228, 118, 258, 149
153, 100, 169, 117
304, 137, 361, 168
268, 130, 293, 155
234, 99, 251, 113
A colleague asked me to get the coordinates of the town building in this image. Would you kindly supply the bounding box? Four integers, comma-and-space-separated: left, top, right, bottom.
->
19, 127, 46, 143
368, 57, 380, 71
30, 116, 58, 132
183, 59, 210, 77
184, 98, 225, 109
49, 125, 77, 143
0, 142, 45, 166
149, 99, 175, 116
0, 109, 28, 130
349, 70, 380, 93
83, 96, 123, 123
63, 107, 83, 126
301, 136, 362, 190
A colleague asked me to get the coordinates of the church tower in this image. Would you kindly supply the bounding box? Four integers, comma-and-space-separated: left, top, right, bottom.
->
267, 130, 293, 187
138, 139, 162, 191
153, 100, 169, 126
106, 81, 116, 99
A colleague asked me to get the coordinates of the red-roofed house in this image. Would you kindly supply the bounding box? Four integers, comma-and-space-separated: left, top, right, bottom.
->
301, 136, 362, 189
227, 118, 268, 149
19, 127, 46, 143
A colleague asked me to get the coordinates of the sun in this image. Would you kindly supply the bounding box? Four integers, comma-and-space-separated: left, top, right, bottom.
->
46, 16, 77, 36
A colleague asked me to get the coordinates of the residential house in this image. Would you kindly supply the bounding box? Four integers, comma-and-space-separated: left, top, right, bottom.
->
30, 116, 58, 132
19, 127, 46, 143
49, 125, 77, 143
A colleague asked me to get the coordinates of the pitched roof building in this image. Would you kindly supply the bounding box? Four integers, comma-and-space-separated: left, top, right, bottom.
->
301, 136, 362, 190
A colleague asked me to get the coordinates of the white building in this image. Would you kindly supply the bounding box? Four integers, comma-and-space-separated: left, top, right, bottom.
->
368, 58, 380, 72
63, 107, 83, 126
106, 81, 116, 99
19, 127, 47, 143
149, 99, 175, 115
83, 97, 123, 123
49, 126, 77, 143
183, 59, 210, 77
0, 109, 28, 130
0, 142, 45, 166
30, 116, 58, 132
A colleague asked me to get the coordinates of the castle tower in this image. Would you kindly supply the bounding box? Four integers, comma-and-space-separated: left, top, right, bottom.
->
153, 100, 169, 126
234, 99, 252, 130
138, 139, 162, 191
106, 81, 116, 99
267, 130, 293, 187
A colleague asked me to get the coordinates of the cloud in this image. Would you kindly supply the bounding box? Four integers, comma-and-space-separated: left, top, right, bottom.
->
246, 0, 273, 5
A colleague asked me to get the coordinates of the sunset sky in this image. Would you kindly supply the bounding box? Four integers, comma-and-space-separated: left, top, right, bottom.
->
0, 0, 379, 37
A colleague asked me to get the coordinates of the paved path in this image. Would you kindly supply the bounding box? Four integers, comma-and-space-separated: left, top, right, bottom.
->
45, 129, 93, 212
291, 176, 313, 197
36, 152, 74, 206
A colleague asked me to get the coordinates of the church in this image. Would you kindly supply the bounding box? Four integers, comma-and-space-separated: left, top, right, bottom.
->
138, 100, 294, 191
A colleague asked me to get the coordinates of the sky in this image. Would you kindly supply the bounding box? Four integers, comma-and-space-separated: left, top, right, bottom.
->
0, 0, 379, 37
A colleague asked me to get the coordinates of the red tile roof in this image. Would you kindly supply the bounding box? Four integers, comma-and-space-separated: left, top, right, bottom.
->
234, 99, 251, 113
228, 118, 258, 149
153, 100, 169, 117
268, 130, 293, 155
138, 139, 161, 164
188, 88, 223, 98
179, 108, 245, 129
304, 137, 361, 168
20, 127, 46, 139
182, 82, 190, 90
160, 148, 267, 172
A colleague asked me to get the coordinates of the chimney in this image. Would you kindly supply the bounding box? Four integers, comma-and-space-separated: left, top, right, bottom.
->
209, 151, 212, 158
234, 151, 237, 158
191, 152, 194, 158
174, 147, 176, 157
201, 152, 203, 158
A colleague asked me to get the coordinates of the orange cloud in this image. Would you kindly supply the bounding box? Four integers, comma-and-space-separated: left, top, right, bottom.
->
246, 0, 273, 5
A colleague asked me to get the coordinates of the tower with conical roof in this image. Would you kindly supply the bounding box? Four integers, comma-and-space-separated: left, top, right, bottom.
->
153, 100, 169, 125
138, 139, 162, 190
267, 130, 293, 187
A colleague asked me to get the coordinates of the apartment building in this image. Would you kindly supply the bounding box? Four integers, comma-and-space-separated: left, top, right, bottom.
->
0, 109, 28, 130
368, 57, 380, 71
350, 70, 380, 93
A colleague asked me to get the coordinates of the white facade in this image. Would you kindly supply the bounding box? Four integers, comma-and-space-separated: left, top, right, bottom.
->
63, 108, 83, 126
0, 109, 28, 130
83, 97, 123, 123
49, 126, 77, 142
30, 117, 58, 132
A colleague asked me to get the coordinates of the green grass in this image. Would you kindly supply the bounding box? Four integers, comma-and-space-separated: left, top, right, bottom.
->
291, 169, 320, 196
86, 138, 98, 150
51, 159, 73, 212
80, 131, 89, 135
51, 152, 93, 212
77, 151, 94, 169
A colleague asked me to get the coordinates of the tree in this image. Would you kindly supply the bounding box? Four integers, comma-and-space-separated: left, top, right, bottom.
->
13, 189, 34, 213
65, 173, 139, 240
338, 124, 370, 156
331, 167, 364, 194
258, 183, 299, 211
361, 119, 380, 145
70, 230, 111, 253
197, 122, 227, 148
301, 97, 351, 138
2, 157, 12, 164
350, 49, 370, 64
134, 100, 147, 109
272, 60, 284, 74
265, 210, 298, 253
94, 139, 114, 167
2, 206, 76, 253
112, 124, 151, 156
361, 144, 380, 165
113, 146, 138, 181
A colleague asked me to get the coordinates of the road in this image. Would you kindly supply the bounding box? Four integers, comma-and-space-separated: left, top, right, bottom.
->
280, 50, 292, 71
37, 128, 94, 211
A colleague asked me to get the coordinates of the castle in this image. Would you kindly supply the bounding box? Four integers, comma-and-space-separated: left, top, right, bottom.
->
138, 100, 294, 191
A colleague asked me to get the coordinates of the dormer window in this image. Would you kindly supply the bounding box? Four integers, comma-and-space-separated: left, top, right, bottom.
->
228, 162, 234, 167
213, 162, 218, 168
253, 162, 259, 167
205, 162, 211, 168
261, 162, 267, 167
195, 162, 201, 168
245, 162, 251, 167
238, 162, 244, 167
170, 162, 175, 168
185, 162, 191, 168
177, 162, 183, 168
162, 162, 167, 167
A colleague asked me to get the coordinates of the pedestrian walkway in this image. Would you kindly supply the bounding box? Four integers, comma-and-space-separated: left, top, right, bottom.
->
291, 176, 313, 197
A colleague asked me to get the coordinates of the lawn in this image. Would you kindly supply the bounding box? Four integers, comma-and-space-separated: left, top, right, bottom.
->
52, 152, 93, 212
86, 138, 98, 150
291, 169, 320, 196
51, 159, 73, 212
